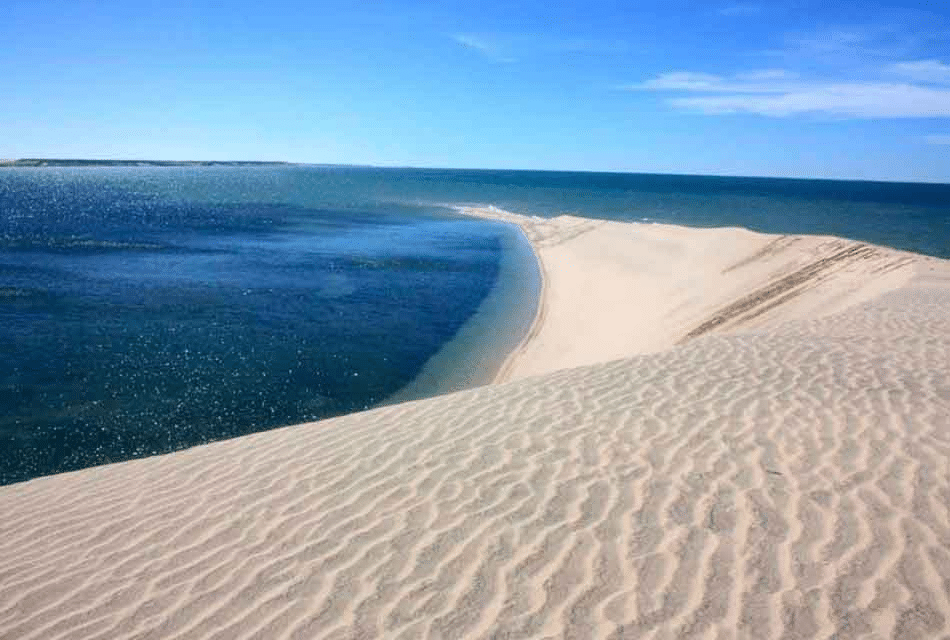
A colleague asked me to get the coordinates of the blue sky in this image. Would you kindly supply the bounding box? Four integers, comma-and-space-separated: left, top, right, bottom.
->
3, 0, 950, 181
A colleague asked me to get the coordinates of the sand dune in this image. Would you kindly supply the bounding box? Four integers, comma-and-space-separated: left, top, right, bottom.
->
2, 212, 949, 639
458, 207, 920, 380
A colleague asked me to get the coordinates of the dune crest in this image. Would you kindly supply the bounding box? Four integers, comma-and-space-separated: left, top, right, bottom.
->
2, 211, 950, 639
458, 206, 920, 381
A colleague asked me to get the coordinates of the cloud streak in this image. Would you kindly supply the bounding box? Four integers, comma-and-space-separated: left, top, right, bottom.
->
450, 33, 627, 62
632, 68, 950, 118
628, 70, 800, 94
450, 34, 514, 63
885, 59, 950, 84
770, 25, 915, 62
671, 83, 950, 117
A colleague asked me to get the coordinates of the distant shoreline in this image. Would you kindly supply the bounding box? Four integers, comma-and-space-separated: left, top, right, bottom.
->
0, 159, 294, 167
2, 160, 949, 185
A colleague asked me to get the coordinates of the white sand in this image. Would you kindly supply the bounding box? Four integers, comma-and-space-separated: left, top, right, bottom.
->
459, 207, 920, 380
2, 210, 949, 639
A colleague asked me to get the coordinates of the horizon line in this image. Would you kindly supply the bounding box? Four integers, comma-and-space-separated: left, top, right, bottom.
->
2, 158, 949, 186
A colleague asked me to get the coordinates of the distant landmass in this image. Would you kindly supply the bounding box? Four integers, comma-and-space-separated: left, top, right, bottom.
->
0, 159, 292, 167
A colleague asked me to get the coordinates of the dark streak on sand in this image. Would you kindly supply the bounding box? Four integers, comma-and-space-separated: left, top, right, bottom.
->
682, 243, 894, 342
720, 236, 802, 275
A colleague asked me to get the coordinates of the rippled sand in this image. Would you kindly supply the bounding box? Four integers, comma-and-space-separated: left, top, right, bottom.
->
2, 212, 949, 639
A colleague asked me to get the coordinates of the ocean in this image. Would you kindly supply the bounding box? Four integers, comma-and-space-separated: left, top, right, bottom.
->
1, 165, 948, 485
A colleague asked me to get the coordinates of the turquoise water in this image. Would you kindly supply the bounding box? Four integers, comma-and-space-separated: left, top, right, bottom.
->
1, 165, 947, 484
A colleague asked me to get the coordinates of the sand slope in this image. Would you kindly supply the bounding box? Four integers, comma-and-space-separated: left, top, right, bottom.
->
2, 216, 950, 639
459, 207, 920, 381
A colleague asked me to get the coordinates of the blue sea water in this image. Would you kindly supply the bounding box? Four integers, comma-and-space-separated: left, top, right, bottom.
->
1, 165, 948, 485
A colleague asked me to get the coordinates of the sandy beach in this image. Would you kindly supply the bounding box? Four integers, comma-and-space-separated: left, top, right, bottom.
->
458, 207, 922, 381
2, 209, 949, 639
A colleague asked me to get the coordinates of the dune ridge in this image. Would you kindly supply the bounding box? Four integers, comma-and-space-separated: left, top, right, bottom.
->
458, 206, 920, 381
2, 211, 949, 639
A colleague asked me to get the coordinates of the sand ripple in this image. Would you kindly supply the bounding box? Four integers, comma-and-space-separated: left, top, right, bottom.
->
3, 211, 950, 639
2, 262, 950, 638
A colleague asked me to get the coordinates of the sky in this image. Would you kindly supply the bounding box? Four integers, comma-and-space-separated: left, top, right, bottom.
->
3, 0, 950, 182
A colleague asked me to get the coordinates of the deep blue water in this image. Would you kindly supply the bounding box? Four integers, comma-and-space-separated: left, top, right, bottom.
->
1, 166, 948, 485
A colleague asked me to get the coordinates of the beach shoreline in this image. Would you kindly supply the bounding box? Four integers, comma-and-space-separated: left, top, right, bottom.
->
381, 216, 541, 405
456, 208, 551, 386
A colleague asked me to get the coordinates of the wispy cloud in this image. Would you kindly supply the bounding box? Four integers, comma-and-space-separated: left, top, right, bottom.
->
766, 25, 919, 66
669, 83, 950, 117
885, 59, 950, 84
924, 134, 950, 144
450, 34, 515, 63
627, 70, 800, 93
630, 64, 950, 118
783, 29, 876, 56
450, 33, 626, 62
